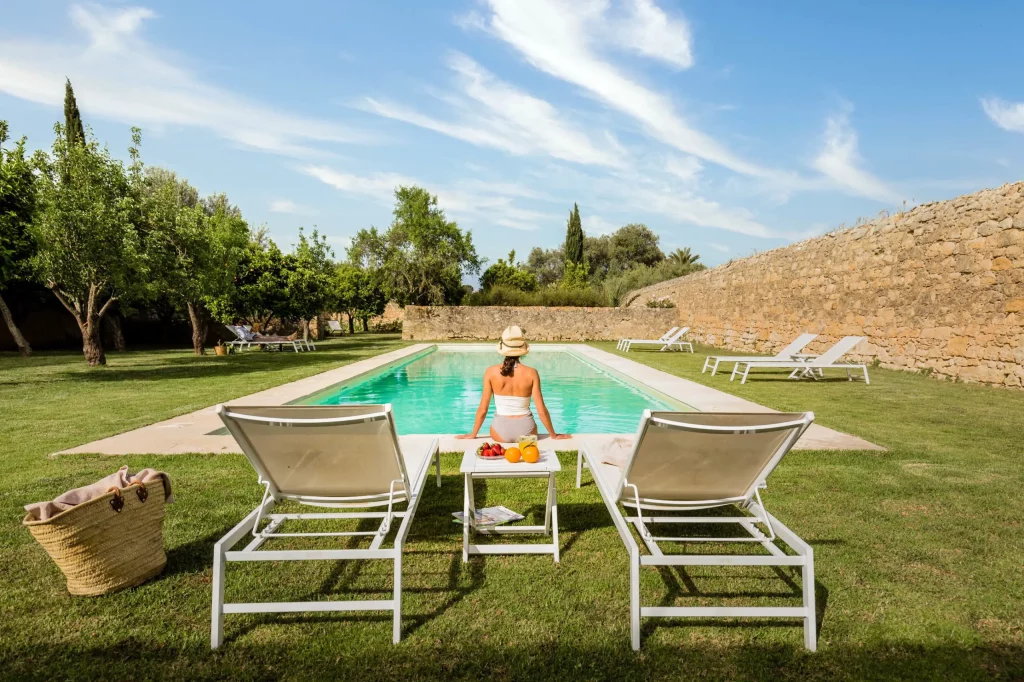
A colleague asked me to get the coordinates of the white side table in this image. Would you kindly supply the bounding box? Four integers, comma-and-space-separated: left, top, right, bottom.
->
460, 448, 561, 563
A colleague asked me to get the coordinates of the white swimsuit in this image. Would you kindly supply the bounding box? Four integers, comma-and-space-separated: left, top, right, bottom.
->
494, 394, 532, 417
491, 394, 536, 441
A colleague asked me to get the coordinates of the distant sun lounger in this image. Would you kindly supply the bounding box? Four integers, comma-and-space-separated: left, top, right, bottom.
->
619, 327, 692, 353
730, 336, 869, 384
702, 333, 819, 376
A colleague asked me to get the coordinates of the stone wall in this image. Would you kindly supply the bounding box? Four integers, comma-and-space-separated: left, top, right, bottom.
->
626, 182, 1024, 387
403, 306, 678, 341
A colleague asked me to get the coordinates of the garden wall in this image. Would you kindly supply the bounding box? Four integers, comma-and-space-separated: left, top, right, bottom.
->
403, 306, 677, 341
626, 182, 1024, 387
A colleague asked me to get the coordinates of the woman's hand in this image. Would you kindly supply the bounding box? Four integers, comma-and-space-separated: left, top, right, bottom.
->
454, 434, 478, 440
550, 433, 572, 440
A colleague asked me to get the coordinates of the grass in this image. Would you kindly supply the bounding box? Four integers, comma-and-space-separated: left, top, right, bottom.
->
1, 337, 1022, 680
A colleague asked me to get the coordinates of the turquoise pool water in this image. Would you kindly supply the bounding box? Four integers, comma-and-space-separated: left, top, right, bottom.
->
301, 348, 688, 435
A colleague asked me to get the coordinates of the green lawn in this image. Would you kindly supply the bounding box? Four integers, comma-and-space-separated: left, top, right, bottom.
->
1, 337, 1022, 680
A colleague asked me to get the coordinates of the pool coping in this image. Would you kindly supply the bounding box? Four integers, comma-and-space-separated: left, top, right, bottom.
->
56, 343, 883, 456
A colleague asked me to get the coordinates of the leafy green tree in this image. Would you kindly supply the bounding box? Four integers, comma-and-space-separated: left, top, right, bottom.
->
526, 245, 564, 287
209, 228, 289, 332
564, 202, 584, 265
0, 121, 38, 356
143, 168, 249, 354
667, 247, 701, 267
31, 124, 144, 366
479, 250, 538, 292
561, 260, 590, 290
284, 228, 334, 344
348, 186, 481, 305
63, 79, 85, 150
334, 264, 386, 333
611, 224, 664, 270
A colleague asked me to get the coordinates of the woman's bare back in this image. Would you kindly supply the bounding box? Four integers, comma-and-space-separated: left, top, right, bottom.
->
487, 363, 536, 397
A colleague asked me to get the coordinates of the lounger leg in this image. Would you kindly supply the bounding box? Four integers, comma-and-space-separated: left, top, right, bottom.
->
712, 358, 720, 376
741, 365, 751, 384
629, 549, 641, 651
863, 366, 870, 385
211, 547, 225, 649
462, 474, 471, 563
435, 450, 442, 488
393, 549, 403, 644
576, 451, 584, 488
550, 474, 560, 564
803, 546, 817, 651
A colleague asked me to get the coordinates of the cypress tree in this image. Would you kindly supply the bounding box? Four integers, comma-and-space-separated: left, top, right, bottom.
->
565, 202, 584, 265
63, 79, 86, 148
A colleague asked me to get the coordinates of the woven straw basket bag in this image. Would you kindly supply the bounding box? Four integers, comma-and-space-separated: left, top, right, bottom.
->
23, 482, 167, 596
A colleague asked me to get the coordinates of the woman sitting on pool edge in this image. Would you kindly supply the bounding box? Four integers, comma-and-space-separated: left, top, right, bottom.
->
456, 326, 571, 443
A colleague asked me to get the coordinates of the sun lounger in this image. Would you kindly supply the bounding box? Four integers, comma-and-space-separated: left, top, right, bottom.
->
326, 319, 344, 336
576, 410, 817, 650
620, 327, 692, 353
226, 325, 304, 353
211, 404, 441, 647
730, 336, 868, 384
701, 333, 819, 376
617, 327, 678, 351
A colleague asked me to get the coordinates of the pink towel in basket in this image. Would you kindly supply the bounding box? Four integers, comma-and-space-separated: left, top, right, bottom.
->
24, 466, 174, 521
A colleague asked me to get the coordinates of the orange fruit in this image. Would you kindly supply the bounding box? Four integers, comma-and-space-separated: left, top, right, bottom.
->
504, 446, 522, 463
522, 444, 540, 463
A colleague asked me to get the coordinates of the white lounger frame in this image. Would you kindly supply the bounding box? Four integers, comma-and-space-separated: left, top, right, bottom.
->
576, 412, 817, 651
225, 325, 307, 352
617, 326, 678, 351
211, 405, 440, 647
729, 336, 869, 384
620, 327, 692, 353
701, 333, 819, 376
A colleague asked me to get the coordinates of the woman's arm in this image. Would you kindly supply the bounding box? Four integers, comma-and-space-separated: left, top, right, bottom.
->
532, 373, 570, 440
456, 371, 494, 439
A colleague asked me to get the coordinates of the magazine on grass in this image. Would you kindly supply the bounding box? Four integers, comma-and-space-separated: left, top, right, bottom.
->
452, 505, 525, 526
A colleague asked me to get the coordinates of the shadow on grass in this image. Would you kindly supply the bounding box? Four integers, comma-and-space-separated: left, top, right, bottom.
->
1, 639, 1020, 681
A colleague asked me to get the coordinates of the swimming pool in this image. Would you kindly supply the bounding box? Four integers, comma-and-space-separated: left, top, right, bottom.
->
299, 346, 690, 435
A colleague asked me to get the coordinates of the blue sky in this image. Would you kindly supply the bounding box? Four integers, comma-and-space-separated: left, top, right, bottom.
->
2, 1, 1023, 272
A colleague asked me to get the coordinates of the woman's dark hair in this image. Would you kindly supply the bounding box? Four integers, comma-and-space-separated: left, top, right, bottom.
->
500, 356, 520, 377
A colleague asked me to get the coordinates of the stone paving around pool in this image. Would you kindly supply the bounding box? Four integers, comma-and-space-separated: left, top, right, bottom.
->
57, 344, 883, 456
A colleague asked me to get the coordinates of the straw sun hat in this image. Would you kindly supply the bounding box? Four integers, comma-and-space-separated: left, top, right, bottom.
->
498, 326, 530, 357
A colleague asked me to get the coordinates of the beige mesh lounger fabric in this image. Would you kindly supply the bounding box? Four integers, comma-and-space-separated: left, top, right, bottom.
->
576, 410, 817, 651
619, 326, 692, 353
211, 404, 440, 647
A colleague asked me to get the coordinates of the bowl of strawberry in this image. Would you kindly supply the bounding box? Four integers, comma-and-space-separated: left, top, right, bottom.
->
476, 442, 506, 459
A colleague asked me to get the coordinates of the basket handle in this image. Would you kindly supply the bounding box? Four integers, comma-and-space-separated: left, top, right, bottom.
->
108, 487, 124, 513
135, 481, 149, 503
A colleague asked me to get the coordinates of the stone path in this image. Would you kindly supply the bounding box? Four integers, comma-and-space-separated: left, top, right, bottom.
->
57, 343, 883, 456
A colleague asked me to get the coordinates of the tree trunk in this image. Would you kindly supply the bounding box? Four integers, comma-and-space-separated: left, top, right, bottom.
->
80, 316, 106, 366
348, 314, 355, 334
0, 292, 31, 357
108, 313, 127, 351
301, 319, 310, 344
362, 316, 369, 332
186, 302, 209, 355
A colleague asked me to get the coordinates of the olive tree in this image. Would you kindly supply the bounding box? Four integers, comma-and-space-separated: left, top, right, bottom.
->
284, 228, 334, 343
32, 125, 144, 366
0, 121, 37, 356
143, 168, 248, 354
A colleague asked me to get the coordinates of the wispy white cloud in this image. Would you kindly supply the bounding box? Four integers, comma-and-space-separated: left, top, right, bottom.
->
302, 165, 558, 231
665, 155, 703, 185
477, 0, 769, 176
812, 107, 901, 203
608, 0, 693, 69
269, 199, 317, 216
362, 52, 623, 167
707, 242, 730, 253
0, 4, 364, 157
582, 214, 619, 235
981, 98, 1024, 133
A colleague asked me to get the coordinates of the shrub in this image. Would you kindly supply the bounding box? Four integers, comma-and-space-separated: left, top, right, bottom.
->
646, 297, 675, 308
464, 284, 607, 307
